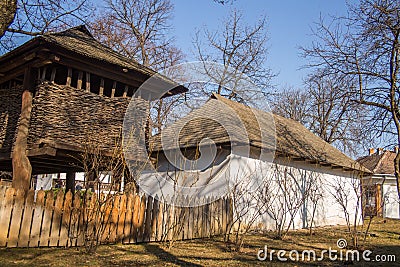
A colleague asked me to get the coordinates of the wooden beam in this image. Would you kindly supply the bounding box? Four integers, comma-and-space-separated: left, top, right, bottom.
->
66, 67, 72, 86
77, 71, 83, 89
86, 72, 90, 92
0, 46, 43, 73
331, 165, 343, 169
51, 49, 148, 85
27, 147, 57, 157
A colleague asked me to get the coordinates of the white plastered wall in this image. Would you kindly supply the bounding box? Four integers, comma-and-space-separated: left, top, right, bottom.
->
150, 149, 362, 229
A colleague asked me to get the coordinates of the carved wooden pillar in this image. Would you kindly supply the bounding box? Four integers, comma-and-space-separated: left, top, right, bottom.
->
12, 67, 35, 195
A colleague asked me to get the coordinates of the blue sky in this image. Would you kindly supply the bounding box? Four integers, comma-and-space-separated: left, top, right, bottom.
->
171, 0, 349, 90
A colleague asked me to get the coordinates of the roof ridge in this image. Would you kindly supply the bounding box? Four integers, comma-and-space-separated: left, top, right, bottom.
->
45, 25, 93, 38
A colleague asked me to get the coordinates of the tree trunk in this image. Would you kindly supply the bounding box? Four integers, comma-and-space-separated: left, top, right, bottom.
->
0, 0, 17, 38
394, 150, 400, 201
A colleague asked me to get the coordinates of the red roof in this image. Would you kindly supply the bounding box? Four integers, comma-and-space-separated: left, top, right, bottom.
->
357, 150, 396, 174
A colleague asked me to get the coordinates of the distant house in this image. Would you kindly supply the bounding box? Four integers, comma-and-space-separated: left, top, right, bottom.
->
357, 149, 400, 219
146, 93, 371, 229
0, 25, 185, 192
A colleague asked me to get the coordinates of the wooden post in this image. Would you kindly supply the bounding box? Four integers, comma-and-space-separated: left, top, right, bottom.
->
66, 171, 75, 194
85, 72, 90, 92
123, 85, 128, 98
50, 68, 56, 83
41, 67, 47, 80
12, 67, 35, 196
77, 71, 83, 89
376, 184, 382, 217
99, 78, 104, 96
111, 81, 116, 98
66, 68, 72, 86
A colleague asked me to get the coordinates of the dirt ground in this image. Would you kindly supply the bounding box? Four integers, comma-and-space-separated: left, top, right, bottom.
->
0, 218, 399, 267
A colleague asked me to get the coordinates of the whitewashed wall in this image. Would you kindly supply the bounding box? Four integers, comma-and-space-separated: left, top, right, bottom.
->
382, 181, 400, 219
259, 159, 362, 230
152, 149, 362, 230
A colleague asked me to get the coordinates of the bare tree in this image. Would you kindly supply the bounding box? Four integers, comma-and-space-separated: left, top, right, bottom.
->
91, 0, 184, 134
271, 87, 310, 125
272, 72, 374, 158
0, 0, 91, 51
302, 0, 400, 198
194, 9, 274, 107
0, 0, 17, 38
91, 0, 180, 70
305, 71, 374, 157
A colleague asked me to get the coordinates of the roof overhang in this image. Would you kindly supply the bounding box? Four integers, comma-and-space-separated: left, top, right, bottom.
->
0, 37, 187, 98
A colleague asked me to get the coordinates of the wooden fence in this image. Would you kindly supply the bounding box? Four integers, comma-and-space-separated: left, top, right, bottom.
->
0, 186, 232, 248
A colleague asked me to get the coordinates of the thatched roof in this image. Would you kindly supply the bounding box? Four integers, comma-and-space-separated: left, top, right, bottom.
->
357, 150, 396, 175
151, 93, 370, 173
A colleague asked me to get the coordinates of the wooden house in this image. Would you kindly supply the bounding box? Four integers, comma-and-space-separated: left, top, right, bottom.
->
0, 25, 185, 194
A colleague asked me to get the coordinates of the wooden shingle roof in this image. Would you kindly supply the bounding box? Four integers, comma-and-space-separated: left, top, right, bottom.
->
151, 93, 370, 173
40, 26, 155, 76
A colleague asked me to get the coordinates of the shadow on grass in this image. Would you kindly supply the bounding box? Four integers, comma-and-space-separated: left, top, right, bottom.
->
143, 244, 202, 266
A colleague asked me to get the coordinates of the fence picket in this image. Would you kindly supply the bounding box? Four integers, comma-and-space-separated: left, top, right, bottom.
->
39, 190, 54, 247
30, 190, 45, 247
7, 189, 24, 247
59, 191, 72, 247
122, 193, 134, 244
156, 199, 163, 241
109, 195, 121, 243
132, 194, 141, 243
136, 195, 147, 243
18, 189, 35, 247
143, 195, 153, 242
117, 194, 126, 242
49, 190, 64, 246
150, 197, 159, 242
0, 188, 15, 246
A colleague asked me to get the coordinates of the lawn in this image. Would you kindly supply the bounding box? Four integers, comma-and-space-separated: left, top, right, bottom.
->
0, 218, 398, 266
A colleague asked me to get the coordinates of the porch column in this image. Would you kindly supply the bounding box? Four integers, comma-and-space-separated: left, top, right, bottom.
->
12, 67, 35, 196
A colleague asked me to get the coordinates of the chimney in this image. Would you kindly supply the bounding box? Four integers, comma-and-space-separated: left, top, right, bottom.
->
377, 148, 384, 155
369, 148, 375, 155
395, 146, 399, 154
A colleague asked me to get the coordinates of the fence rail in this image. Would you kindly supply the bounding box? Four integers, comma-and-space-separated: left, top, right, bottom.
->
0, 186, 232, 248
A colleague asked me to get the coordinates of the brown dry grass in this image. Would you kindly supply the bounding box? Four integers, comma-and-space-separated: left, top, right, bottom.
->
0, 218, 398, 266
